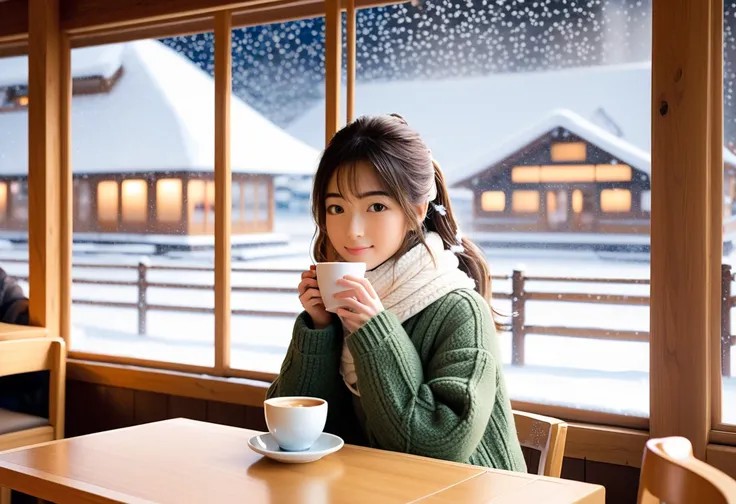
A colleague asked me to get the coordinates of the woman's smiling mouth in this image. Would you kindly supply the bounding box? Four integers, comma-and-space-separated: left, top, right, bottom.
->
345, 246, 373, 255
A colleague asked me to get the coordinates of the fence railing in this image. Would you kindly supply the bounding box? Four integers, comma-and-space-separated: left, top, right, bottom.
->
4, 256, 735, 376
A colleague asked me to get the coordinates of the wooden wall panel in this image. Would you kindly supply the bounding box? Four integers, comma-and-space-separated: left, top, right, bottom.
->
133, 391, 169, 425
168, 396, 208, 421
585, 460, 640, 504
64, 380, 641, 504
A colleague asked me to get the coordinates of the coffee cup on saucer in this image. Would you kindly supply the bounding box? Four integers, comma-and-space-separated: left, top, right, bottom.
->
263, 396, 328, 452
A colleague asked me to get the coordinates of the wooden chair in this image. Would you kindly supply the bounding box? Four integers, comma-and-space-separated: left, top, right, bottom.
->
0, 337, 66, 504
638, 437, 736, 504
513, 410, 568, 478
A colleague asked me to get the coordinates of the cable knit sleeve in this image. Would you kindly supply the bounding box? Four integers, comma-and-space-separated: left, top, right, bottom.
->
266, 311, 353, 435
346, 290, 497, 463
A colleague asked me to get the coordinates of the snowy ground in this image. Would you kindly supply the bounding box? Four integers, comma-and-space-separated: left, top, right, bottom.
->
1, 208, 733, 423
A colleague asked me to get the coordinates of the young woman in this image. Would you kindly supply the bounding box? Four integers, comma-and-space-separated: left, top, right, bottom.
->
267, 114, 526, 471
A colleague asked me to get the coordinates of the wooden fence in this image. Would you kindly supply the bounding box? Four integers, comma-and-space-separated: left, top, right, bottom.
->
3, 257, 735, 376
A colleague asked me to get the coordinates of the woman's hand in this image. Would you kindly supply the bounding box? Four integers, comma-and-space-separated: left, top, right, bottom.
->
334, 275, 384, 334
298, 265, 332, 330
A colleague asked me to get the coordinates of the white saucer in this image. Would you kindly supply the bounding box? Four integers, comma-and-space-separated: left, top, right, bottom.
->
248, 432, 344, 463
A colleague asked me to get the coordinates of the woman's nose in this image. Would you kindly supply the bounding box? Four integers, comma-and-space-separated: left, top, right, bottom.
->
347, 215, 364, 238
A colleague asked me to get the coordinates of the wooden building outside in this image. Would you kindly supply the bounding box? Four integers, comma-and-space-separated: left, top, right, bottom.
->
0, 39, 319, 241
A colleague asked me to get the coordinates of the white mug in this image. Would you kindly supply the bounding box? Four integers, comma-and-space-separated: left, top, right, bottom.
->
263, 396, 327, 451
316, 262, 367, 313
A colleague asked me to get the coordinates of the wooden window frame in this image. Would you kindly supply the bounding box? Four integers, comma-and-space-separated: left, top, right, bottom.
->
11, 0, 736, 475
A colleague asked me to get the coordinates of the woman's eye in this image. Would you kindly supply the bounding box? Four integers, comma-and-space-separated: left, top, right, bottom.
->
327, 205, 344, 215
369, 203, 386, 212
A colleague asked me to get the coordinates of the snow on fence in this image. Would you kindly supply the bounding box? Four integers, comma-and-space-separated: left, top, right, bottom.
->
4, 257, 735, 376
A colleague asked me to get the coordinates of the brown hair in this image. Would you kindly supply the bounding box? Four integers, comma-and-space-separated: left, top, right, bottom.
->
311, 114, 504, 330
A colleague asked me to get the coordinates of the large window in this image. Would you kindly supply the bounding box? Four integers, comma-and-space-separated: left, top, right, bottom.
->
282, 0, 653, 419
0, 54, 29, 295
226, 18, 324, 374
69, 38, 215, 367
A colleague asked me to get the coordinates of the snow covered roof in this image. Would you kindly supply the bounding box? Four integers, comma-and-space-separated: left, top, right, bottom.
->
0, 44, 124, 88
0, 40, 319, 176
286, 61, 735, 185
454, 109, 651, 186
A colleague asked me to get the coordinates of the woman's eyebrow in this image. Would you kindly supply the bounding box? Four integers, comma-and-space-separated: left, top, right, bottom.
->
325, 190, 390, 199
356, 190, 391, 199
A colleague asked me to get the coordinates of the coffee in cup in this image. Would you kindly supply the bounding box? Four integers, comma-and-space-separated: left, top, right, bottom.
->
315, 262, 367, 313
263, 396, 328, 451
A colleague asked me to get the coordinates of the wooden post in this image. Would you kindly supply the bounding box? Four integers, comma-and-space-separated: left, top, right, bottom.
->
214, 11, 232, 375
137, 260, 148, 335
324, 0, 342, 145
511, 270, 525, 366
28, 0, 62, 337
722, 264, 732, 378
346, 0, 356, 123
650, 0, 714, 459
60, 32, 72, 346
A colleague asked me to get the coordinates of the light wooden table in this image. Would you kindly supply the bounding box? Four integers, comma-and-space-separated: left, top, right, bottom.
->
0, 418, 604, 503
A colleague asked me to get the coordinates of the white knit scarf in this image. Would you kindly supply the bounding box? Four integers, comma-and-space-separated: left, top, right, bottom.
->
340, 232, 476, 396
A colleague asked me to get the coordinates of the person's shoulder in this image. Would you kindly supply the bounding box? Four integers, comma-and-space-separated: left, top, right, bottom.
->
427, 288, 493, 320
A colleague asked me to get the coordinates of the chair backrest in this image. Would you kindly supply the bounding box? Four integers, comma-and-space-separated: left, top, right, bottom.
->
0, 337, 66, 438
0, 337, 63, 378
638, 437, 736, 504
513, 410, 568, 478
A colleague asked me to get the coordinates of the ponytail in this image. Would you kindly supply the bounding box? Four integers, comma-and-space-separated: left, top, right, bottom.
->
425, 159, 507, 331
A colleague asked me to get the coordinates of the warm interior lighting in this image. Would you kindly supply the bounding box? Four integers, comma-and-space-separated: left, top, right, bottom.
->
122, 179, 148, 223
512, 190, 540, 213
540, 165, 596, 183
572, 189, 583, 213
600, 189, 632, 212
156, 179, 182, 222
97, 181, 118, 222
546, 191, 557, 213
16, 96, 29, 107
511, 166, 540, 183
0, 183, 7, 220
551, 142, 586, 162
481, 191, 506, 211
595, 164, 632, 182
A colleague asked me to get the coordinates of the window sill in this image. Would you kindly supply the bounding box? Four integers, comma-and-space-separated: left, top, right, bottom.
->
66, 359, 649, 467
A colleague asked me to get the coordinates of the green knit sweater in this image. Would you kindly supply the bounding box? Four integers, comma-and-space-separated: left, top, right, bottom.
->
266, 288, 527, 472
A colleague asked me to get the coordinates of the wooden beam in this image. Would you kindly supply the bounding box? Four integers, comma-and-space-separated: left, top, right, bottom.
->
710, 0, 724, 429
324, 0, 342, 145
650, 0, 713, 459
214, 11, 232, 375
60, 32, 72, 346
346, 0, 356, 123
707, 444, 736, 480
66, 360, 269, 407
28, 0, 62, 338
0, 0, 27, 44
2, 0, 405, 51
565, 423, 649, 468
60, 0, 271, 34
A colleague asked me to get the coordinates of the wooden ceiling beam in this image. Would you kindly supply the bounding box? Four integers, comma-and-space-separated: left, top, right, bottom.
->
1, 0, 405, 52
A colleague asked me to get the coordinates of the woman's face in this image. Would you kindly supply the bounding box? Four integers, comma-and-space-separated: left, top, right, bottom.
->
324, 161, 422, 270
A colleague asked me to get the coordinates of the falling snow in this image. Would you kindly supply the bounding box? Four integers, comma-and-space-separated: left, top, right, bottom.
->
160, 0, 735, 144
